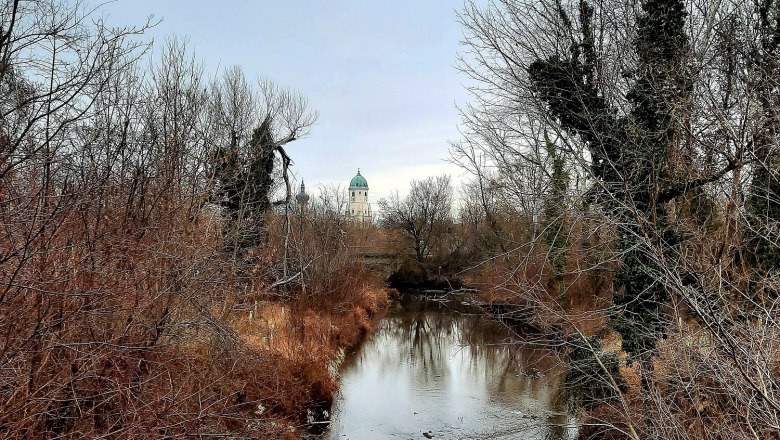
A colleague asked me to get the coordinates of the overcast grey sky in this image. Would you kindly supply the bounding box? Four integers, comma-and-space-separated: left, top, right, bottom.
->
102, 1, 473, 205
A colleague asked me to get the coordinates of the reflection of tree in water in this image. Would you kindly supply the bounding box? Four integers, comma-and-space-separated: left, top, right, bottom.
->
346, 295, 574, 438
374, 297, 456, 384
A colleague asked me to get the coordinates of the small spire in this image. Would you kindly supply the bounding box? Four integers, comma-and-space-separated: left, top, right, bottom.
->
296, 179, 309, 204
357, 168, 361, 175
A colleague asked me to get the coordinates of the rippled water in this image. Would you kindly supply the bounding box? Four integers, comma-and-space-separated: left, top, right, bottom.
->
326, 294, 577, 439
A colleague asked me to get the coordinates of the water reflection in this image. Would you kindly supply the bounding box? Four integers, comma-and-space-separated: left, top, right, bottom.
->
327, 295, 577, 439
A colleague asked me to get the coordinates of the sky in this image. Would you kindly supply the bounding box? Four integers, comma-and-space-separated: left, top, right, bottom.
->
100, 0, 475, 208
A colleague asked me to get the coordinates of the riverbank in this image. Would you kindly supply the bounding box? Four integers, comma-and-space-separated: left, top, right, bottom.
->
231, 283, 391, 438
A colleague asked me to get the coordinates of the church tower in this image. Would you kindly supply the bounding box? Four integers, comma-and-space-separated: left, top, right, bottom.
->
347, 169, 371, 223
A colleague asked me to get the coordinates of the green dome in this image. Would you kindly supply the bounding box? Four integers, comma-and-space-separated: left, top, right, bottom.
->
349, 169, 368, 188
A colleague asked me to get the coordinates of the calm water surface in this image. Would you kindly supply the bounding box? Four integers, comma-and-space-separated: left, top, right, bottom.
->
326, 294, 577, 439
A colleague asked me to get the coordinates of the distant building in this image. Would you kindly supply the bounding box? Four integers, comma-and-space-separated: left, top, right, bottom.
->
347, 169, 371, 223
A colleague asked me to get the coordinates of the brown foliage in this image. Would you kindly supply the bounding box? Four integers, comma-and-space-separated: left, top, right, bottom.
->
0, 2, 385, 438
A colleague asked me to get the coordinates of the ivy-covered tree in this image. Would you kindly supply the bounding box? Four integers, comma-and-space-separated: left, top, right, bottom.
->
210, 69, 316, 253
542, 132, 569, 300
746, 2, 780, 288
529, 0, 691, 362
213, 121, 277, 250
611, 0, 690, 363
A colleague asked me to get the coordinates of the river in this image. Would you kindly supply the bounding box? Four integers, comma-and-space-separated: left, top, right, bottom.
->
326, 294, 577, 439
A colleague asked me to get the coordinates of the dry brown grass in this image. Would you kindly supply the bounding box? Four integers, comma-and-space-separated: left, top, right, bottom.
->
228, 268, 389, 434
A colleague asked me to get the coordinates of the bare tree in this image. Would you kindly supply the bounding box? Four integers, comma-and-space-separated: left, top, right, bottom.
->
379, 175, 453, 262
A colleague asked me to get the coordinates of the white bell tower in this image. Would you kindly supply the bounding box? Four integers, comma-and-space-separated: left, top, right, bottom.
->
347, 169, 371, 223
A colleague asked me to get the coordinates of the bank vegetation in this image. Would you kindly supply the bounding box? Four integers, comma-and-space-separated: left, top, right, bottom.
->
450, 0, 780, 438
0, 2, 386, 438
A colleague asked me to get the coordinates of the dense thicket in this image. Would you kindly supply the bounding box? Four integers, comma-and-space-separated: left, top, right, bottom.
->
455, 0, 780, 438
0, 2, 379, 438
